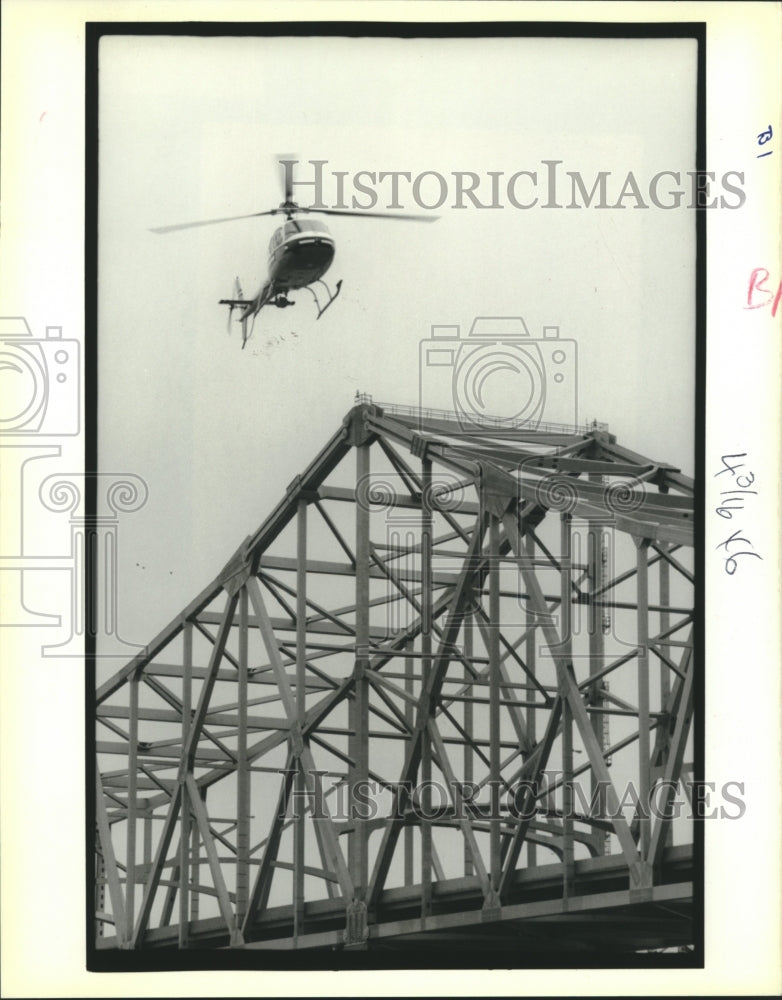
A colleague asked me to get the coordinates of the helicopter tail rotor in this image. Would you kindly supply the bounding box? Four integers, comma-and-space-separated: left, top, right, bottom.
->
233, 278, 251, 348
221, 278, 245, 335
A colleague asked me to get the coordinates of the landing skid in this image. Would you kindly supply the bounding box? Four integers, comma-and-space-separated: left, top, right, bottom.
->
303, 279, 342, 319
219, 277, 341, 351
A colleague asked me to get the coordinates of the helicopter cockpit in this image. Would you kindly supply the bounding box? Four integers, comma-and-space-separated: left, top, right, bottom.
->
269, 218, 332, 254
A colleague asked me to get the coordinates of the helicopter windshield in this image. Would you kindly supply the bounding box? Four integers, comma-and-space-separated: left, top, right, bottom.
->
269, 218, 331, 253
283, 219, 329, 236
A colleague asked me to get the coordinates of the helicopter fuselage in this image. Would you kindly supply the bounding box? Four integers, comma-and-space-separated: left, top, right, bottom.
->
153, 164, 435, 348
268, 217, 335, 291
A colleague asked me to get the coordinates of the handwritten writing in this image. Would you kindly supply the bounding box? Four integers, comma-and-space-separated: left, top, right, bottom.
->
756, 124, 773, 158
744, 268, 781, 317
714, 453, 762, 574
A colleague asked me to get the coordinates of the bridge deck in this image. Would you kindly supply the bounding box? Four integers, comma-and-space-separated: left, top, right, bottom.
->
97, 846, 693, 954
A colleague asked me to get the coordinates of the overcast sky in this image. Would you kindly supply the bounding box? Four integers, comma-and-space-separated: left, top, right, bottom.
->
98, 32, 697, 651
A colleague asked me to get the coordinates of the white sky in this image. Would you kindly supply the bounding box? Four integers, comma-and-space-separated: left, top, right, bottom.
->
98, 32, 697, 651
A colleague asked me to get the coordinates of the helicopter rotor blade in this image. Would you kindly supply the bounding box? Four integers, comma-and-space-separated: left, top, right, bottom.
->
277, 154, 298, 204
299, 207, 439, 222
149, 211, 279, 235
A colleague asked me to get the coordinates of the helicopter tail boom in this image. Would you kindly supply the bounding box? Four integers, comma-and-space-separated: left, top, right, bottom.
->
219, 278, 273, 347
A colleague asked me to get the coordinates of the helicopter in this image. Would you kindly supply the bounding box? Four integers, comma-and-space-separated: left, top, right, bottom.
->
150, 160, 437, 347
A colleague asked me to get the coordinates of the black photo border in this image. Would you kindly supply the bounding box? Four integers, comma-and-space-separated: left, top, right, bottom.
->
85, 18, 706, 975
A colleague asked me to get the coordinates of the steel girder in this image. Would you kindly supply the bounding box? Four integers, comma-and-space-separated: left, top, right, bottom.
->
94, 401, 696, 956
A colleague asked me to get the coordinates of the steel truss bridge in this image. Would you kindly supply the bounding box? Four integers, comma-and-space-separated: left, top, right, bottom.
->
94, 399, 697, 961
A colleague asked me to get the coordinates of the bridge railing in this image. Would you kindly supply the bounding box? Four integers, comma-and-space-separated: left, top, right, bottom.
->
357, 395, 608, 436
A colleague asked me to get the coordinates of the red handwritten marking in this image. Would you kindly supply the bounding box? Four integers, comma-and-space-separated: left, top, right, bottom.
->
39, 111, 46, 122
745, 267, 782, 317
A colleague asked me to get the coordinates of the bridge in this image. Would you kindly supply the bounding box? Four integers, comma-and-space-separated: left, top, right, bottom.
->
93, 399, 697, 962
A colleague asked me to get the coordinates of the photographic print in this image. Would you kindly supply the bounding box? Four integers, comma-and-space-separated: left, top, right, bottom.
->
1, 2, 779, 997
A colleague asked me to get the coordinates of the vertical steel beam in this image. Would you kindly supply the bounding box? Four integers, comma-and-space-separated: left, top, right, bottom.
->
562, 696, 575, 900
427, 719, 491, 898
299, 745, 356, 901
125, 671, 139, 941
560, 513, 575, 899
420, 455, 433, 916
404, 639, 414, 886
95, 770, 127, 947
178, 622, 192, 947
488, 514, 502, 896
525, 529, 537, 870
657, 542, 672, 851
463, 615, 474, 877
95, 835, 106, 941
637, 540, 651, 859
649, 638, 694, 866
350, 442, 371, 900
312, 825, 338, 900
185, 773, 240, 941
242, 758, 295, 935
294, 499, 307, 940
130, 784, 182, 948
659, 543, 672, 719
236, 586, 250, 929
498, 696, 563, 899
143, 812, 152, 873
296, 499, 307, 719
588, 483, 607, 856
189, 814, 199, 923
